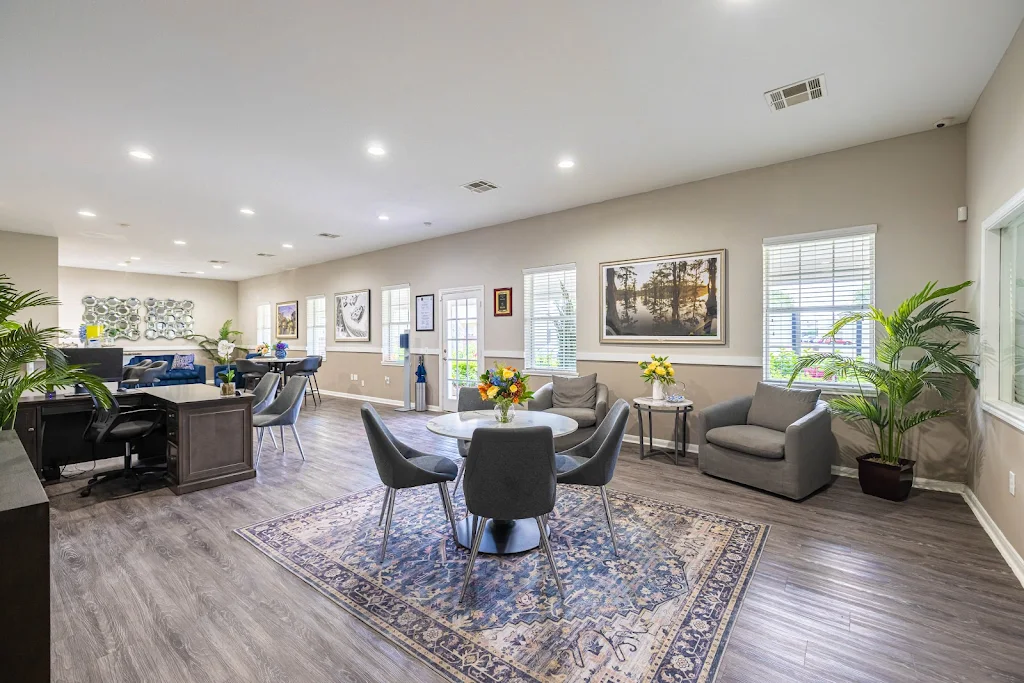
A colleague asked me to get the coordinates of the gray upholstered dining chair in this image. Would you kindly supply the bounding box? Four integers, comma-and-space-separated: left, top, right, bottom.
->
235, 358, 268, 391
453, 387, 491, 490
460, 426, 565, 602
254, 376, 308, 466
555, 399, 631, 556
250, 372, 282, 449
119, 360, 168, 389
360, 404, 459, 562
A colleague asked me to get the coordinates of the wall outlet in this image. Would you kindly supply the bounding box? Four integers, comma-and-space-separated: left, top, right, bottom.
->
385, 376, 390, 385
350, 373, 358, 381
361, 379, 365, 387
1011, 471, 1016, 496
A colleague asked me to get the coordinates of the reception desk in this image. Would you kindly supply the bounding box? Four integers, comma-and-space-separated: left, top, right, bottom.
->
16, 384, 254, 494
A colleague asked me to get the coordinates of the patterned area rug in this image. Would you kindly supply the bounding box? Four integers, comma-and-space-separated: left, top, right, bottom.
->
237, 484, 769, 683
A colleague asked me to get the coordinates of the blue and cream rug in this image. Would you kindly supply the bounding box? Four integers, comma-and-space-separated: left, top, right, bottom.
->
237, 484, 768, 683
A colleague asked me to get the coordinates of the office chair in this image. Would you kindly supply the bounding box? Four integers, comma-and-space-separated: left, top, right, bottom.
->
119, 360, 168, 390
121, 359, 153, 382
80, 394, 165, 497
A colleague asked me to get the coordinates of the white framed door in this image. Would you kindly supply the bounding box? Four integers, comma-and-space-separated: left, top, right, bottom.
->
439, 286, 484, 412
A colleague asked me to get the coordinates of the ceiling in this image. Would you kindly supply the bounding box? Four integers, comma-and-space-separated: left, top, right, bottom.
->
1, 1, 1022, 281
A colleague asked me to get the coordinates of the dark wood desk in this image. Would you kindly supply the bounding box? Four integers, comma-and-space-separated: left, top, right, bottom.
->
16, 385, 254, 495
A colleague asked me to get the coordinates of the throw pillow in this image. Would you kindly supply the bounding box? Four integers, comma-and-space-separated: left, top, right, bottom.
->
171, 353, 195, 371
746, 381, 820, 432
552, 373, 598, 409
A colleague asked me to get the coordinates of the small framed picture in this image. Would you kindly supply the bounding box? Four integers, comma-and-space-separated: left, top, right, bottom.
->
276, 301, 299, 339
494, 287, 512, 316
416, 294, 434, 331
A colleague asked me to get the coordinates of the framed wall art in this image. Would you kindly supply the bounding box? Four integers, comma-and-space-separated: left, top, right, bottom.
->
335, 289, 370, 341
600, 248, 725, 344
415, 294, 434, 331
493, 287, 512, 317
276, 300, 299, 339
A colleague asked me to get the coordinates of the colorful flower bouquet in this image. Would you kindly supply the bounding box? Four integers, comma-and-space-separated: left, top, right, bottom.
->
254, 342, 270, 356
478, 363, 535, 423
274, 341, 289, 359
639, 354, 676, 400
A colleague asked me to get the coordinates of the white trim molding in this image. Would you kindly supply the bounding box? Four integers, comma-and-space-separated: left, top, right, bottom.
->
317, 389, 442, 412
762, 223, 877, 246
982, 399, 1024, 434
123, 345, 203, 354
830, 466, 965, 493
484, 349, 762, 368
963, 487, 1024, 588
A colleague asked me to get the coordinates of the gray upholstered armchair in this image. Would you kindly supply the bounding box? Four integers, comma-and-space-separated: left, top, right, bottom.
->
528, 374, 608, 450
695, 382, 836, 500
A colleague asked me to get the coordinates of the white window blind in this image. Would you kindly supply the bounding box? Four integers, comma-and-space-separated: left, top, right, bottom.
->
763, 227, 875, 386
256, 303, 271, 346
524, 264, 577, 373
381, 285, 411, 364
306, 295, 326, 358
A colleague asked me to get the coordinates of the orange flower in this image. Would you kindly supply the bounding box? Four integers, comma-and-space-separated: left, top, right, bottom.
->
512, 397, 520, 404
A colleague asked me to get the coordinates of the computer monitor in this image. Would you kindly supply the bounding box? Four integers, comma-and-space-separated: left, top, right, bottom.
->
61, 347, 124, 383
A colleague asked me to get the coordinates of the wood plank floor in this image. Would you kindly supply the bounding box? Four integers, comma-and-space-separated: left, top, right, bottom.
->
46, 397, 1024, 682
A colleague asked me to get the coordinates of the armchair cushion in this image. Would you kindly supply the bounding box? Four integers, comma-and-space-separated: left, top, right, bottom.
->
546, 407, 597, 428
555, 453, 588, 474
746, 382, 821, 433
706, 425, 786, 459
552, 373, 598, 409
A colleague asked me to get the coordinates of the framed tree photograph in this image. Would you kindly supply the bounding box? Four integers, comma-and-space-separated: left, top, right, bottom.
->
600, 249, 725, 344
335, 289, 370, 341
276, 301, 299, 339
494, 287, 512, 316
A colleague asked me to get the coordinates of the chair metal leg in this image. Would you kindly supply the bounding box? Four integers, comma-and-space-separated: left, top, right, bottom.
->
535, 516, 566, 599
290, 423, 305, 460
378, 486, 390, 526
311, 373, 322, 405
452, 460, 464, 493
255, 428, 265, 468
438, 483, 458, 540
268, 427, 278, 449
459, 516, 487, 603
600, 486, 619, 557
379, 489, 396, 563
280, 425, 286, 455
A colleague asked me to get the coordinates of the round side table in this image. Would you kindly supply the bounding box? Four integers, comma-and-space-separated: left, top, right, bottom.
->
633, 397, 694, 465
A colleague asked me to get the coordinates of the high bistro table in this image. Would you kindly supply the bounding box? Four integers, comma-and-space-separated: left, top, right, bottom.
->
426, 409, 577, 555
250, 356, 300, 386
633, 396, 695, 465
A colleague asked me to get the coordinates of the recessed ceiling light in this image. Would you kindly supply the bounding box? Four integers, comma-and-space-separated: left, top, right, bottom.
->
173, 240, 187, 245
196, 271, 204, 275
558, 159, 575, 169
282, 243, 293, 249
117, 261, 129, 267
378, 214, 389, 221
129, 148, 153, 160
129, 256, 141, 260
367, 144, 386, 156
77, 210, 96, 217
239, 208, 255, 216
212, 264, 222, 269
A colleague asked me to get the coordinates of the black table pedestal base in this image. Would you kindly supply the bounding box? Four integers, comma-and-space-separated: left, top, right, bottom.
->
454, 516, 547, 554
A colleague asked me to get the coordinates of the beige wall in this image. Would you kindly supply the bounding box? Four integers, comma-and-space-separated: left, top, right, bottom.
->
0, 229, 59, 328
240, 127, 970, 479
58, 267, 239, 373
966, 21, 1024, 556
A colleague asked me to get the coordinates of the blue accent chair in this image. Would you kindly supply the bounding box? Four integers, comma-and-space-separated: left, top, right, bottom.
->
125, 354, 206, 386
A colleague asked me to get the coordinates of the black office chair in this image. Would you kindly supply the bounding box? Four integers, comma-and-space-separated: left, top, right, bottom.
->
119, 361, 168, 390
80, 394, 165, 497
286, 356, 323, 406
234, 358, 268, 391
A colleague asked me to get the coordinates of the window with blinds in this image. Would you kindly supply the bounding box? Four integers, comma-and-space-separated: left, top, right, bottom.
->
763, 226, 875, 387
524, 264, 577, 374
382, 285, 411, 364
256, 303, 271, 345
306, 295, 327, 358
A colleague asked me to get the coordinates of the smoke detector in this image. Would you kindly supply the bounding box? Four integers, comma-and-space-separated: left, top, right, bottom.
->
461, 180, 499, 193
765, 74, 826, 111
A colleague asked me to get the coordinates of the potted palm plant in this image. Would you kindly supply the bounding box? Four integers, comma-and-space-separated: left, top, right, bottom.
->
788, 281, 978, 501
1, 275, 112, 428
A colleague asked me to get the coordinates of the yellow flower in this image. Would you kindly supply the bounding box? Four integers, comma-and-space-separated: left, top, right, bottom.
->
644, 367, 653, 375
655, 366, 667, 376
667, 366, 675, 376
651, 354, 657, 360
501, 367, 514, 380
638, 360, 644, 367
487, 385, 499, 398
509, 384, 519, 394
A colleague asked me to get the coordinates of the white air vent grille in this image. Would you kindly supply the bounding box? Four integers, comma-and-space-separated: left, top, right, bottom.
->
317, 232, 341, 239
256, 252, 275, 257
208, 259, 228, 264
765, 74, 827, 111
461, 180, 499, 193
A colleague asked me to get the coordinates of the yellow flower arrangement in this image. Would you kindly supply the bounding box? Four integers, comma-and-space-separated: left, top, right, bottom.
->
639, 354, 676, 386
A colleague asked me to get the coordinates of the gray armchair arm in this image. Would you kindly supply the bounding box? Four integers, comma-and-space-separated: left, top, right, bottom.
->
785, 401, 835, 464
695, 395, 753, 445
528, 382, 554, 411
594, 383, 609, 425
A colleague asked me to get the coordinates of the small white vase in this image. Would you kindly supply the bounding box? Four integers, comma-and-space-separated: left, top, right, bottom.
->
652, 382, 665, 401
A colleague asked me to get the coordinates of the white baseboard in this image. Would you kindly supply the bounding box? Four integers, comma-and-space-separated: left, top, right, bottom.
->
830, 465, 966, 494
962, 488, 1024, 588
622, 434, 698, 454
317, 389, 443, 412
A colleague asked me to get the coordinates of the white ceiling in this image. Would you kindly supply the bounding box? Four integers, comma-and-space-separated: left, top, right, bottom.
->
1, 0, 1022, 281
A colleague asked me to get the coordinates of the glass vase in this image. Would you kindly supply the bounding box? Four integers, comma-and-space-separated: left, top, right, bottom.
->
494, 401, 516, 423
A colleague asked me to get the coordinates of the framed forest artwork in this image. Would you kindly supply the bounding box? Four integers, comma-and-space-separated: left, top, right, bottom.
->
276, 301, 299, 339
600, 249, 725, 344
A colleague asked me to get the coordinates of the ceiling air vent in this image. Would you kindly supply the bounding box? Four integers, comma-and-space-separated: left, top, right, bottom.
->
208, 259, 228, 264
461, 180, 499, 193
765, 74, 827, 111
256, 252, 275, 258
317, 232, 341, 239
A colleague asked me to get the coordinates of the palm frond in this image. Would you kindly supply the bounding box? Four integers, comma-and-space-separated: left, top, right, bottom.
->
895, 409, 953, 433
829, 394, 885, 426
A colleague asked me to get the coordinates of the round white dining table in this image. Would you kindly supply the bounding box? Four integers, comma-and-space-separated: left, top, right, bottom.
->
426, 409, 578, 555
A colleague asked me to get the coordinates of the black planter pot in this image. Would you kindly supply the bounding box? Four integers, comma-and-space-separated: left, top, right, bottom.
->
856, 453, 914, 501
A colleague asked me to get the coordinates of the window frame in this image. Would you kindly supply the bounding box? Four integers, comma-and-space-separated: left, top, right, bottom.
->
761, 225, 877, 391
305, 294, 327, 359
523, 263, 578, 376
256, 302, 272, 346
381, 283, 412, 366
